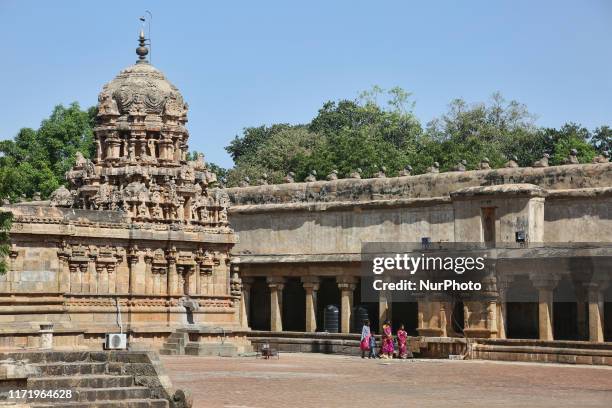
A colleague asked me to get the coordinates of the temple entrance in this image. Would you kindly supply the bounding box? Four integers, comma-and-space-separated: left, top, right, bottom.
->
506, 277, 539, 339
451, 301, 465, 335
249, 277, 270, 330
282, 278, 306, 331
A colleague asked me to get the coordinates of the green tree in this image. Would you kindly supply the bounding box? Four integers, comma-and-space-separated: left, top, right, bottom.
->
225, 124, 295, 162
0, 211, 12, 275
422, 93, 540, 170
591, 125, 612, 154
0, 103, 95, 201
543, 123, 597, 165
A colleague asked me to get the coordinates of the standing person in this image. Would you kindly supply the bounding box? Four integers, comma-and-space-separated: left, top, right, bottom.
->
368, 332, 378, 358
381, 320, 394, 359
360, 319, 371, 358
397, 324, 408, 359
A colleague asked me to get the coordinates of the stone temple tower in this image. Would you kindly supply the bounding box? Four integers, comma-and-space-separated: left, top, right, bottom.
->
0, 32, 242, 346
54, 30, 224, 227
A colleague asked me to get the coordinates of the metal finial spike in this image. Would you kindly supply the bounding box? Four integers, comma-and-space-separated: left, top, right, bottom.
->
136, 28, 149, 63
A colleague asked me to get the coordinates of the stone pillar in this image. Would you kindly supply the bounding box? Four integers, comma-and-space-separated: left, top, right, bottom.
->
497, 275, 513, 340
57, 255, 70, 293
530, 274, 560, 341
240, 277, 253, 329
167, 257, 178, 295
144, 256, 153, 295
128, 249, 139, 295
584, 279, 609, 342
337, 277, 356, 334
302, 277, 320, 332
267, 277, 285, 332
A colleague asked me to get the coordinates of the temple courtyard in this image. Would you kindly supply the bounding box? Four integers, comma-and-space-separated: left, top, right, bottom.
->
160, 353, 612, 408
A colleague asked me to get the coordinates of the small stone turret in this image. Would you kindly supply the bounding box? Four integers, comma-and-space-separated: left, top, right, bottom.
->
533, 153, 550, 168
427, 162, 440, 174
563, 148, 579, 164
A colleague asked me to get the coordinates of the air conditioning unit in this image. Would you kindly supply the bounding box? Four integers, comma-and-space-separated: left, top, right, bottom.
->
105, 333, 127, 350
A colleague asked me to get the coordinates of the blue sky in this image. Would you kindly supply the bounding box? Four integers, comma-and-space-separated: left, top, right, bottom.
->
1, 0, 610, 168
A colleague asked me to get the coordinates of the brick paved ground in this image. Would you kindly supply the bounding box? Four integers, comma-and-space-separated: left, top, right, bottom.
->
160, 353, 612, 408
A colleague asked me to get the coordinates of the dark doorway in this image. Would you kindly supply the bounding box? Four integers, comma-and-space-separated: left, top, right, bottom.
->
451, 301, 465, 335
249, 277, 270, 330
506, 277, 539, 339
317, 278, 340, 332
391, 301, 419, 335
282, 278, 306, 331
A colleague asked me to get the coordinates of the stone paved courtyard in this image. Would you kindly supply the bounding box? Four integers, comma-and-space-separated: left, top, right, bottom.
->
160, 353, 612, 408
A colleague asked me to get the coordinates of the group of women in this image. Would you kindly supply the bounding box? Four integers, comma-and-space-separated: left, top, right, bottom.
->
359, 319, 412, 359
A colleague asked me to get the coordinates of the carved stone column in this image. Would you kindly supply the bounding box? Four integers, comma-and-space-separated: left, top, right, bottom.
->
584, 278, 609, 342
267, 277, 285, 332
57, 253, 70, 293
128, 248, 139, 295
379, 291, 392, 334
241, 276, 253, 329
337, 277, 357, 334
167, 250, 178, 296
530, 273, 560, 341
144, 254, 153, 295
301, 277, 320, 332
497, 275, 513, 340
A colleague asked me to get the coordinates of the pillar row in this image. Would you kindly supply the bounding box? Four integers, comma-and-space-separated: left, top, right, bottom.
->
530, 273, 560, 341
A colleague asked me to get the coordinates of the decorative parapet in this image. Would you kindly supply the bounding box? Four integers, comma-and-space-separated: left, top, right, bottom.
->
226, 163, 612, 206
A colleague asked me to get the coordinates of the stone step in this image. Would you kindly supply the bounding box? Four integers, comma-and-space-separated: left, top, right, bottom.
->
158, 348, 177, 356
184, 342, 238, 357
27, 387, 151, 403
28, 375, 133, 389
30, 398, 169, 408
33, 363, 108, 376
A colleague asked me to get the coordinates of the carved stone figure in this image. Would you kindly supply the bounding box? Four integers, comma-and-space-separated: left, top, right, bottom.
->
327, 170, 339, 181
350, 168, 362, 179
505, 155, 519, 168
239, 177, 251, 187
375, 166, 387, 178
592, 151, 610, 163
453, 160, 467, 172
533, 153, 550, 168
479, 158, 491, 170
427, 162, 440, 174
50, 186, 74, 207
563, 148, 579, 164
257, 173, 269, 185
284, 172, 295, 183
305, 170, 317, 182
399, 165, 413, 176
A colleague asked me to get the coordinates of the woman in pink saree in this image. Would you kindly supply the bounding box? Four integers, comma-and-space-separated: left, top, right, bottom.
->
381, 320, 394, 358
397, 324, 408, 358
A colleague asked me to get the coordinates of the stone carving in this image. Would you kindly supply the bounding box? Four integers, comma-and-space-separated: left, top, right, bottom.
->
399, 165, 413, 177
505, 155, 519, 168
427, 162, 440, 174
453, 160, 467, 172
327, 170, 339, 181
479, 158, 491, 170
533, 153, 550, 168
375, 166, 387, 178
284, 172, 296, 183
50, 186, 74, 207
350, 168, 362, 179
563, 148, 579, 164
239, 177, 251, 187
592, 151, 610, 163
257, 173, 269, 186
305, 170, 317, 182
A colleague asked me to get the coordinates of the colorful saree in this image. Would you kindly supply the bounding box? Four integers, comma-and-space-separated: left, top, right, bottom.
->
381, 324, 394, 354
397, 329, 408, 357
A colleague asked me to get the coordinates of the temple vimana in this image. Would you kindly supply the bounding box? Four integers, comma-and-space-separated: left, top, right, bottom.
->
1, 34, 611, 358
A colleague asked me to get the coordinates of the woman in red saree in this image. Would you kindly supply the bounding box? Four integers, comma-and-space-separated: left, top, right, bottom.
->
381, 320, 394, 359
397, 324, 408, 358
